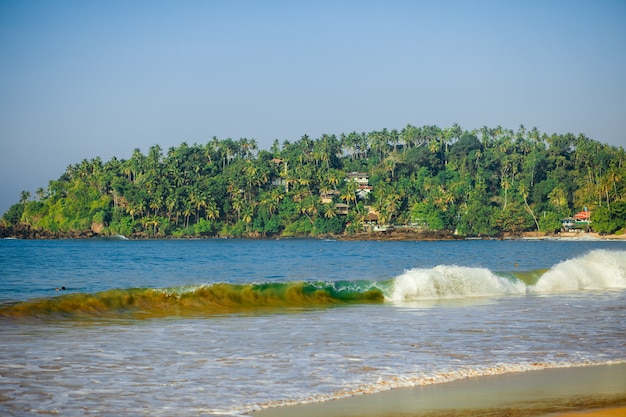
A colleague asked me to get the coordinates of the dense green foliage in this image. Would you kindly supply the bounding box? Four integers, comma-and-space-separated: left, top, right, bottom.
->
3, 124, 626, 237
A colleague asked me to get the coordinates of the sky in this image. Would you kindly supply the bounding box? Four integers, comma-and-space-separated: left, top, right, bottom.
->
1, 0, 625, 214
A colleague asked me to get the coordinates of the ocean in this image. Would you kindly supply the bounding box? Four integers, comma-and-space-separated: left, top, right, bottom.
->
1, 238, 625, 416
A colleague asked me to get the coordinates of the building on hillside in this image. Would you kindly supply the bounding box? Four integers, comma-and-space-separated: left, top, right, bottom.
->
345, 172, 368, 184
334, 203, 349, 215
320, 190, 340, 204
270, 177, 287, 188
270, 158, 288, 190
345, 172, 373, 199
365, 212, 379, 225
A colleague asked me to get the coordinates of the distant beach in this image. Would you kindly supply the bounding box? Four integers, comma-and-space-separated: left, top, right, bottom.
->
338, 230, 626, 242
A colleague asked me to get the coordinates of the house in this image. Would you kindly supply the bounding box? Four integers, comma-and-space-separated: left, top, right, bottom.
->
320, 189, 340, 204
345, 172, 373, 198
270, 158, 288, 190
365, 212, 379, 224
560, 217, 575, 231
364, 211, 385, 232
573, 211, 591, 221
345, 172, 369, 184
334, 203, 350, 215
363, 207, 395, 232
561, 210, 592, 232
573, 210, 592, 230
271, 177, 287, 188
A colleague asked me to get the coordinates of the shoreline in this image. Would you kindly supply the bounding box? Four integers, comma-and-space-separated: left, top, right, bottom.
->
249, 363, 626, 417
552, 408, 626, 417
2, 224, 626, 241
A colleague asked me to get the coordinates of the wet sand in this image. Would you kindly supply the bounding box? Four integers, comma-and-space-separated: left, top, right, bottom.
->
552, 408, 626, 416
249, 363, 626, 417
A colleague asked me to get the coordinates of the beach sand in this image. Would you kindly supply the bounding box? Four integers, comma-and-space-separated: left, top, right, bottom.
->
249, 363, 626, 417
553, 408, 626, 417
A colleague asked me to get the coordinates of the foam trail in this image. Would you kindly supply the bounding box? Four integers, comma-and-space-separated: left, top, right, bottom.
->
531, 249, 626, 293
388, 265, 526, 301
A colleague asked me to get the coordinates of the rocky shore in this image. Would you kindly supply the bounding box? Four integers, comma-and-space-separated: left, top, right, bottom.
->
2, 223, 625, 241
0, 223, 100, 239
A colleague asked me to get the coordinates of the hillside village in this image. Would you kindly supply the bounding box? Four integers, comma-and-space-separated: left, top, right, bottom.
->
2, 124, 625, 239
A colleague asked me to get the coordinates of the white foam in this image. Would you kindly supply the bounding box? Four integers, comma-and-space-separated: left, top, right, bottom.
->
388, 265, 526, 301
531, 249, 626, 293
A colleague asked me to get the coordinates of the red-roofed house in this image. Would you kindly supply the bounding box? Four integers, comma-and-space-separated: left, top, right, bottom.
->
573, 211, 591, 221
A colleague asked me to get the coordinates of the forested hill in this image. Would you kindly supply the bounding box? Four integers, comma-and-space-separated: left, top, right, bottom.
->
2, 124, 625, 239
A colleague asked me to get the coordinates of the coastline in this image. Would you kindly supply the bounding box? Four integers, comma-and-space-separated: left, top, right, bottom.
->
249, 363, 626, 417
2, 221, 625, 241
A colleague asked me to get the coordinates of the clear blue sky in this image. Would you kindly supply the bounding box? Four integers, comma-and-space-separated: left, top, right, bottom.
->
1, 0, 625, 214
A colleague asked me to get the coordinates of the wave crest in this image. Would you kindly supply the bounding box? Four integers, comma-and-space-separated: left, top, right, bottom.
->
531, 249, 626, 293
388, 265, 525, 301
388, 249, 626, 301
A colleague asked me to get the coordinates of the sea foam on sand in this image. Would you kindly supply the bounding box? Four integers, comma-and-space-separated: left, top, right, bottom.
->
249, 363, 626, 417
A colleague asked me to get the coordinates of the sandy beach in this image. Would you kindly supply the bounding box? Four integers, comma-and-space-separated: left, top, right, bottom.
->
553, 408, 626, 417
250, 363, 626, 417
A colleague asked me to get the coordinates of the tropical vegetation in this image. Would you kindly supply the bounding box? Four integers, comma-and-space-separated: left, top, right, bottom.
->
2, 124, 625, 238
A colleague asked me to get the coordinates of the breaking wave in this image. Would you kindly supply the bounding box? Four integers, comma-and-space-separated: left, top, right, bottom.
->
1, 250, 624, 319
388, 265, 527, 301
531, 249, 626, 292
389, 249, 625, 301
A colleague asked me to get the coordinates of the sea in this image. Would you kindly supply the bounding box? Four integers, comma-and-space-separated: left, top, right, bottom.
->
1, 237, 625, 416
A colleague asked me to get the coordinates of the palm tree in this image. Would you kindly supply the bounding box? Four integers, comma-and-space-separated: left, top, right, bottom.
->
384, 151, 404, 179
193, 193, 207, 224
165, 195, 177, 223
270, 188, 284, 212
519, 183, 539, 231
243, 160, 258, 192
298, 195, 318, 225
149, 196, 163, 216
231, 193, 245, 221
241, 204, 254, 228
340, 180, 357, 207
322, 203, 337, 219
369, 129, 390, 161
604, 165, 622, 205
205, 201, 219, 221
19, 191, 31, 204
130, 148, 145, 182
260, 191, 280, 215
182, 202, 193, 228
501, 176, 511, 210
548, 187, 568, 214
325, 169, 341, 190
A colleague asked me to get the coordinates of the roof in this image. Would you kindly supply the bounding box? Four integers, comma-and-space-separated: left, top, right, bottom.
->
365, 213, 379, 221
573, 211, 591, 220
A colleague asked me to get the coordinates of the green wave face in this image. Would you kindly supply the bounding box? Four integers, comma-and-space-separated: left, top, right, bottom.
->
507, 269, 548, 286
0, 281, 386, 319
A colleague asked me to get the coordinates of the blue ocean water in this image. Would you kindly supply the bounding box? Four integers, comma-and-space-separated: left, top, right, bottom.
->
1, 238, 625, 415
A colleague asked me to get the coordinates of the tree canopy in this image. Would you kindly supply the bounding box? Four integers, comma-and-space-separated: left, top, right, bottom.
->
3, 125, 625, 238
